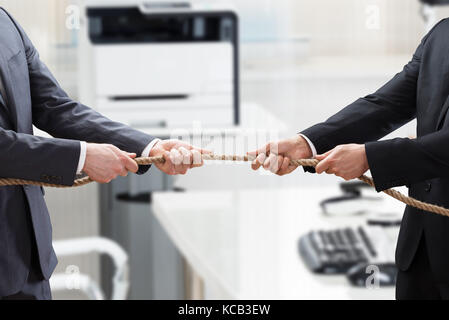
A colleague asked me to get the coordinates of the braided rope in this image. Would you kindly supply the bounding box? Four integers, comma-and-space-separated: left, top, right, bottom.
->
1, 154, 448, 217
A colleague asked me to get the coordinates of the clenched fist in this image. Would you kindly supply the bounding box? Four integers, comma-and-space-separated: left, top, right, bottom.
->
83, 143, 139, 184
315, 144, 369, 181
150, 139, 208, 175
249, 135, 313, 176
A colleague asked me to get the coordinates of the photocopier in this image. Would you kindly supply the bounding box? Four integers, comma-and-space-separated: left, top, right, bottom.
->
79, 0, 239, 129
78, 0, 239, 300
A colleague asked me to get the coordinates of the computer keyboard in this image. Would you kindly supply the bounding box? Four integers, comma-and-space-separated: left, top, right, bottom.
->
299, 225, 397, 274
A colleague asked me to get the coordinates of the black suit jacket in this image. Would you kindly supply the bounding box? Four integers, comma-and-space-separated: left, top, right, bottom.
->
0, 8, 155, 296
302, 19, 449, 282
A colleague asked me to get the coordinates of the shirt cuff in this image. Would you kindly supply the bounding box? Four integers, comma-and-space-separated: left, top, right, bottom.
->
76, 141, 87, 174
299, 134, 317, 158
141, 139, 161, 157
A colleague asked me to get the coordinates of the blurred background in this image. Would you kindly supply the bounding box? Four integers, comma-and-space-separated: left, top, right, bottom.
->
1, 0, 448, 300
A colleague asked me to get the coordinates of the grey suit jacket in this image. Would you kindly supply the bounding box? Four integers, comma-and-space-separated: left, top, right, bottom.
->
0, 8, 155, 296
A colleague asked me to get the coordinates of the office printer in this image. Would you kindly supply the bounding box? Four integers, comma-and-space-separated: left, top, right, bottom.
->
77, 1, 240, 299
79, 0, 239, 129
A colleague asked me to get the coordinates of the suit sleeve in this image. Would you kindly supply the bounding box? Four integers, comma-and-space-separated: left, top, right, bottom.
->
299, 20, 445, 173
0, 130, 80, 186
366, 130, 449, 192
5, 10, 156, 174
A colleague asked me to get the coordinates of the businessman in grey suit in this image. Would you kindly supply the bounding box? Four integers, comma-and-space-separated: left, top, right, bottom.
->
0, 8, 204, 300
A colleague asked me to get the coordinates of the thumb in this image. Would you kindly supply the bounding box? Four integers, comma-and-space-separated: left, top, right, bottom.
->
127, 153, 137, 159
315, 149, 332, 161
248, 143, 271, 157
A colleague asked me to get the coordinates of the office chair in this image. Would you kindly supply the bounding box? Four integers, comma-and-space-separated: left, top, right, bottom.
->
50, 237, 129, 300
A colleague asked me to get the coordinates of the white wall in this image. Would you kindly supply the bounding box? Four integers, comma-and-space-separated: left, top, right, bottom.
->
0, 0, 73, 56
3, 0, 449, 61
227, 0, 449, 55
0, 0, 78, 95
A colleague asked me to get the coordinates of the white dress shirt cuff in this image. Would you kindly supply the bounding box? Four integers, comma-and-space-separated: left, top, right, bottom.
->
299, 134, 317, 158
76, 141, 87, 174
142, 139, 161, 157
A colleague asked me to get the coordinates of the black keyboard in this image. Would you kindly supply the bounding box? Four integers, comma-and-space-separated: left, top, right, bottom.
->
299, 226, 396, 274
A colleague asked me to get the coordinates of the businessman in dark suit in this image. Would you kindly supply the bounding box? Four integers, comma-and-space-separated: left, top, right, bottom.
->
251, 19, 449, 299
0, 8, 205, 300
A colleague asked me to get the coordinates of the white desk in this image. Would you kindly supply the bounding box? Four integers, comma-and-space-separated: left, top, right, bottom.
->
153, 187, 404, 300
